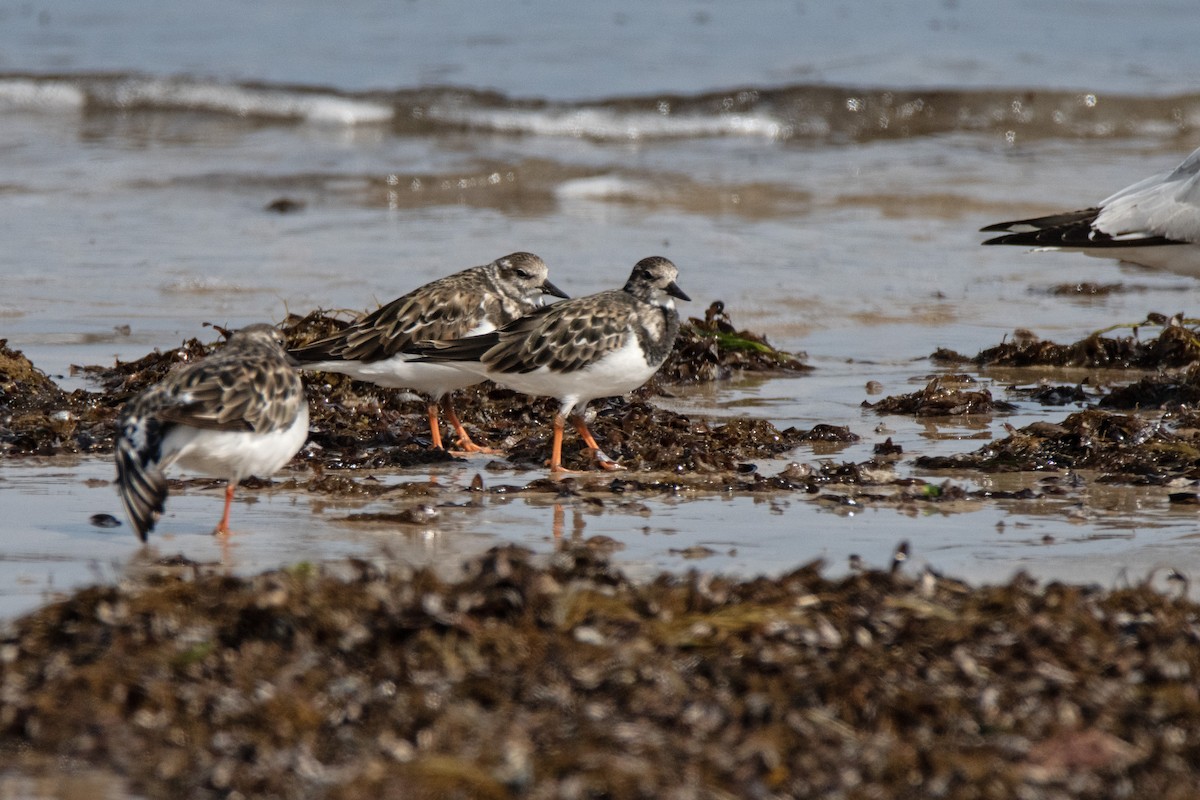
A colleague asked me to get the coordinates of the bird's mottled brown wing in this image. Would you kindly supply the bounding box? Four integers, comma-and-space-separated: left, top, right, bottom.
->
155, 348, 304, 434
292, 271, 489, 364
484, 290, 635, 375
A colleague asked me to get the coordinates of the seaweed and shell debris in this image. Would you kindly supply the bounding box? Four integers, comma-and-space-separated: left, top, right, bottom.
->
1, 545, 1197, 798
2, 303, 811, 475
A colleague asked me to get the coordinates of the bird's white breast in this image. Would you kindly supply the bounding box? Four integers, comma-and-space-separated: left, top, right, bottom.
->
305, 356, 481, 395
491, 335, 657, 416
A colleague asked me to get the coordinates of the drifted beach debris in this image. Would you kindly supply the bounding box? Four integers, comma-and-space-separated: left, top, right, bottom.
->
264, 196, 306, 213
865, 374, 1017, 416
934, 312, 1200, 369
500, 402, 817, 473
2, 545, 1199, 798
1047, 281, 1126, 296
1099, 363, 1200, 410
796, 423, 857, 442
89, 513, 122, 529
1, 340, 59, 398
77, 336, 214, 396
1007, 382, 1092, 406
0, 340, 116, 456
652, 300, 810, 385
930, 314, 1200, 414
916, 409, 1200, 479
1, 302, 813, 475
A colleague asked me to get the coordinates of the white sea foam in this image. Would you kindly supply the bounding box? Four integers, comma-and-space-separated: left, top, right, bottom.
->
158, 276, 256, 295
425, 104, 790, 141
555, 175, 657, 201
104, 79, 393, 124
0, 79, 87, 112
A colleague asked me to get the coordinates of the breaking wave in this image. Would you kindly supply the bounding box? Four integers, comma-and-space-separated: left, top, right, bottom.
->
0, 74, 393, 124
3, 72, 1199, 142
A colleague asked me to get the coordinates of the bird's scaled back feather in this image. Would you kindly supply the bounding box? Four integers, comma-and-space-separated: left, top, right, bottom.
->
298, 278, 490, 363
485, 291, 638, 374
152, 349, 305, 433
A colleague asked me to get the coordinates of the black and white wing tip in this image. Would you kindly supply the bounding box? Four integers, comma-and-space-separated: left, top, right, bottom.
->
981, 206, 1183, 249
980, 209, 1103, 246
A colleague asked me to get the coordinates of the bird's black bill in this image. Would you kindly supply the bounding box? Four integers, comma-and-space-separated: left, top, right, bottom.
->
541, 279, 570, 299
667, 281, 691, 301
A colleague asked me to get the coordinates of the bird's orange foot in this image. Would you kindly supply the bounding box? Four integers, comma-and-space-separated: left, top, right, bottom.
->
591, 449, 625, 471
547, 459, 584, 475
451, 440, 504, 456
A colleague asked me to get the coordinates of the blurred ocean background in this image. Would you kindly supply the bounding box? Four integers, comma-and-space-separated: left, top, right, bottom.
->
5, 0, 1200, 374
3, 0, 1200, 616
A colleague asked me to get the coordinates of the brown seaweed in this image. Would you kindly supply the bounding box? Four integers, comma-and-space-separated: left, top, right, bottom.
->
2, 302, 812, 475
865, 374, 1018, 416
949, 314, 1200, 369
916, 409, 1200, 481
2, 545, 1198, 799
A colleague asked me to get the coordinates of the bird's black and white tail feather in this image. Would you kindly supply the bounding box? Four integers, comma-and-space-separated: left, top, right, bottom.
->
115, 409, 170, 542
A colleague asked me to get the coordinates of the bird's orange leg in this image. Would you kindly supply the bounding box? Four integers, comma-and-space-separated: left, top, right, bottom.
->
426, 402, 445, 450
442, 395, 501, 455
570, 415, 623, 471
215, 482, 236, 535
548, 413, 580, 474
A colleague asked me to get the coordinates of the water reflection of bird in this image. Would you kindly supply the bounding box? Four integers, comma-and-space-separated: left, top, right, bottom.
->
289, 252, 567, 454
412, 256, 689, 473
981, 145, 1200, 276
115, 324, 309, 541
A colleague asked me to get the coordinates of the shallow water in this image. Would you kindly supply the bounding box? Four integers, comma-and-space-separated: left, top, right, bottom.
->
4, 1, 1200, 620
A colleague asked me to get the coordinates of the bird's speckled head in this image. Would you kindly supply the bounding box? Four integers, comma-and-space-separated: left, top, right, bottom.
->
623, 256, 690, 305
489, 251, 569, 302
227, 323, 288, 351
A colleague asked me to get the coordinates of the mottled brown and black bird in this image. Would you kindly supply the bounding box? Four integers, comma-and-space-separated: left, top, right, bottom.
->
115, 324, 308, 541
289, 252, 567, 453
412, 256, 688, 472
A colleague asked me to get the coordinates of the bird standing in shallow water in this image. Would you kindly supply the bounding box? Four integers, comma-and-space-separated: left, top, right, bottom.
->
289, 252, 567, 454
115, 323, 309, 541
981, 145, 1200, 277
412, 256, 689, 473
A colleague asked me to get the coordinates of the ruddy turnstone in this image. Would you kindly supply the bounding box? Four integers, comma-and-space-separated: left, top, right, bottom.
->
289, 252, 567, 453
412, 256, 689, 473
981, 145, 1200, 275
114, 323, 309, 541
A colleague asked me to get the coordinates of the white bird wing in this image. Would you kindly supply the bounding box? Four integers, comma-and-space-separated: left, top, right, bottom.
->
1094, 145, 1200, 244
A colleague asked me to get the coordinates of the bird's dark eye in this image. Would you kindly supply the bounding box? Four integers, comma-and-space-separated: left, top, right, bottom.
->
514, 269, 531, 279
